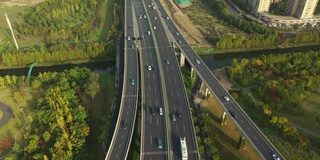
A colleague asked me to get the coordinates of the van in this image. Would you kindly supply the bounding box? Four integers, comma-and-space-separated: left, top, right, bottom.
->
159, 107, 163, 115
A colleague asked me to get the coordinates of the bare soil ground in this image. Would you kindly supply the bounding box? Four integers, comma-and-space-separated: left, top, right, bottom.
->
0, 0, 45, 6
160, 0, 208, 45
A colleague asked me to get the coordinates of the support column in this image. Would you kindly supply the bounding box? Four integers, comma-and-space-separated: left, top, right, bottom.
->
190, 67, 195, 78
205, 88, 210, 97
180, 52, 185, 67
221, 112, 227, 125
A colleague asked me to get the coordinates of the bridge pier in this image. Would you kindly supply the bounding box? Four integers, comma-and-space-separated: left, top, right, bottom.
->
191, 67, 195, 78
179, 52, 186, 67
205, 88, 210, 97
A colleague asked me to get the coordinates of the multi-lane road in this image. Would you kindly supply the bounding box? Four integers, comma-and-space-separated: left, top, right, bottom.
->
105, 0, 139, 159
132, 0, 199, 159
155, 2, 284, 160
106, 0, 283, 159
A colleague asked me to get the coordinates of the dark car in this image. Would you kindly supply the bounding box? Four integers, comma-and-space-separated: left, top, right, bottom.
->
229, 111, 238, 118
122, 120, 127, 129
151, 107, 156, 115
176, 111, 182, 118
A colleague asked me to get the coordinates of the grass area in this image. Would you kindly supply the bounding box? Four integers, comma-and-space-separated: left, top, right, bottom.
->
95, 0, 115, 41
200, 97, 261, 160
0, 6, 42, 52
279, 93, 320, 137
0, 88, 39, 155
86, 72, 116, 159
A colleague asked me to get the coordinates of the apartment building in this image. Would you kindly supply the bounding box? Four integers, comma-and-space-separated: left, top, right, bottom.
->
248, 0, 272, 12
285, 0, 319, 19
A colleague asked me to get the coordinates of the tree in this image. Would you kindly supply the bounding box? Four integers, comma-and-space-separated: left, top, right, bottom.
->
84, 73, 100, 100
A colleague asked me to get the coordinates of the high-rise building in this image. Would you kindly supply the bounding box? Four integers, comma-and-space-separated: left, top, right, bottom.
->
285, 0, 319, 19
248, 0, 272, 12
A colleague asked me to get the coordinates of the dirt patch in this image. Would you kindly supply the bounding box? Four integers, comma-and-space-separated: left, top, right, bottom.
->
214, 67, 233, 91
0, 0, 45, 7
161, 0, 208, 45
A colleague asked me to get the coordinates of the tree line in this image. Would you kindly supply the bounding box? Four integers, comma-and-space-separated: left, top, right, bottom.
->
3, 67, 100, 159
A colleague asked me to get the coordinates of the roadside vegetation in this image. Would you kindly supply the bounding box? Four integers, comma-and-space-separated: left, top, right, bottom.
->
0, 0, 122, 68
226, 51, 320, 159
182, 0, 319, 52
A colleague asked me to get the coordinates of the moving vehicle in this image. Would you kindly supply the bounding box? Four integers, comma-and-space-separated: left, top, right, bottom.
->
127, 36, 131, 41
176, 32, 180, 36
229, 111, 238, 118
131, 79, 135, 85
159, 107, 163, 115
153, 26, 156, 29
152, 107, 156, 115
272, 154, 280, 160
157, 138, 162, 149
147, 31, 151, 35
176, 111, 182, 118
177, 40, 182, 44
172, 113, 176, 121
148, 65, 152, 71
122, 120, 127, 129
166, 59, 170, 64
196, 59, 201, 64
180, 137, 188, 160
223, 96, 230, 102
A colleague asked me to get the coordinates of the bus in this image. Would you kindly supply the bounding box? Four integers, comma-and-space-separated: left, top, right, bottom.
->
180, 137, 188, 160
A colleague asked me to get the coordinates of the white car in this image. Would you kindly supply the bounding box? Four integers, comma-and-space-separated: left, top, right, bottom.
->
166, 16, 170, 19
196, 59, 200, 64
223, 96, 230, 102
127, 36, 131, 41
139, 15, 142, 19
144, 15, 146, 18
176, 32, 180, 36
272, 154, 280, 160
154, 17, 157, 20
153, 26, 156, 30
147, 31, 151, 35
148, 65, 152, 70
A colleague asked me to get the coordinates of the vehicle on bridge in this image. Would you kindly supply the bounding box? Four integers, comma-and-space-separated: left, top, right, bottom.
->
180, 137, 188, 160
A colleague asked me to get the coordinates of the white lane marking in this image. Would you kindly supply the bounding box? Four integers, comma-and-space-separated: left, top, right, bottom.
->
169, 77, 171, 83
261, 144, 265, 148
157, 118, 159, 126
177, 90, 180, 97
183, 123, 186, 132
148, 72, 150, 78
171, 91, 174, 97
153, 74, 155, 79
155, 100, 158, 107
148, 85, 151, 91
150, 135, 153, 145
127, 111, 129, 115
149, 99, 152, 106
176, 125, 179, 132
247, 127, 251, 131
254, 136, 257, 139
122, 135, 124, 139
174, 77, 177, 83
154, 86, 157, 93
150, 116, 152, 123
119, 144, 122, 148
241, 119, 244, 124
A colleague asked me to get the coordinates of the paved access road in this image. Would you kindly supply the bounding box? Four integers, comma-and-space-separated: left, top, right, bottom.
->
0, 102, 12, 127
